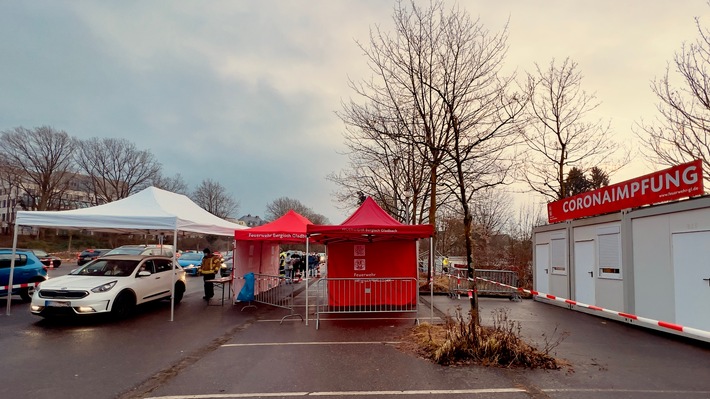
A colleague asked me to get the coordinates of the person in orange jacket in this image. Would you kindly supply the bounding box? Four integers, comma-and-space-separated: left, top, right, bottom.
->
200, 247, 221, 300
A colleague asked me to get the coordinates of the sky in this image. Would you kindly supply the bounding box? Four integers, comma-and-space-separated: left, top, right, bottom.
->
1, 1, 708, 224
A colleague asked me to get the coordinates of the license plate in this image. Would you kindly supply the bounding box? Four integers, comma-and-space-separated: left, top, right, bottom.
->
45, 300, 71, 307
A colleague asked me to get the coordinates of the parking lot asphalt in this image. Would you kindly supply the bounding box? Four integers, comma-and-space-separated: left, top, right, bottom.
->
131, 281, 710, 399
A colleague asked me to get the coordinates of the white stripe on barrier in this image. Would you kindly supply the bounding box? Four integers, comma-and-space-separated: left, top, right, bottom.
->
450, 274, 710, 342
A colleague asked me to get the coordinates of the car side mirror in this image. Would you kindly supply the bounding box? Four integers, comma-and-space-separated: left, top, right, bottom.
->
137, 270, 152, 277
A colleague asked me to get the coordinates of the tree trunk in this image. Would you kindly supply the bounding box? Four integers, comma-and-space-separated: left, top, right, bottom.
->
427, 163, 438, 286
460, 181, 480, 325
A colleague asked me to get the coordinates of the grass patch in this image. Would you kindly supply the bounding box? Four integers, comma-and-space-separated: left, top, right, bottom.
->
400, 307, 565, 369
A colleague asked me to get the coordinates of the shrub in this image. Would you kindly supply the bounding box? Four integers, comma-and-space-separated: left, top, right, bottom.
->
404, 307, 563, 369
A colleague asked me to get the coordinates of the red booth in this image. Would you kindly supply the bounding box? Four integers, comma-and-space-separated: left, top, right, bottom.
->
233, 210, 312, 296
308, 197, 433, 308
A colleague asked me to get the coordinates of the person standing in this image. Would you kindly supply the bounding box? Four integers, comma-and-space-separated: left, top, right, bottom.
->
200, 247, 221, 300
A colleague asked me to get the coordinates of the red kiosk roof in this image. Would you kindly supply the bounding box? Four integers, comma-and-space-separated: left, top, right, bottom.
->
307, 197, 434, 242
234, 209, 312, 242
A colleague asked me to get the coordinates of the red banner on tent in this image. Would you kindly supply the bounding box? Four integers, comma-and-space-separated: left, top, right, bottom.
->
547, 160, 704, 223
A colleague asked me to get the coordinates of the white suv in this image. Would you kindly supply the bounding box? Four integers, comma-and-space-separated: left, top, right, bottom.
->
103, 245, 174, 257
30, 255, 186, 319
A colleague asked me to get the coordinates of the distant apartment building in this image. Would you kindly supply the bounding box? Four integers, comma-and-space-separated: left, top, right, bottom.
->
238, 214, 266, 227
0, 174, 101, 235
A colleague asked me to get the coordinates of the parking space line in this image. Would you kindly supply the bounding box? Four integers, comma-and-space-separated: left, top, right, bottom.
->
145, 387, 710, 399
222, 341, 401, 347
145, 388, 526, 398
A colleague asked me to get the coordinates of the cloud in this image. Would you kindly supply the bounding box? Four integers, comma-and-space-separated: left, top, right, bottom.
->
0, 0, 707, 222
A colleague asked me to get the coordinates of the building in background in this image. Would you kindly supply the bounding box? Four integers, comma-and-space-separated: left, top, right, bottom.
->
238, 214, 266, 227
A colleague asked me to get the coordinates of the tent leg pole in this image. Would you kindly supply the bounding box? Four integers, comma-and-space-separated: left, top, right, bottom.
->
430, 236, 434, 323
305, 237, 309, 326
6, 225, 19, 315
170, 229, 177, 322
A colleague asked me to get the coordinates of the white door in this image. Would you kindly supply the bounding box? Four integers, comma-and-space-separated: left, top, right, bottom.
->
574, 240, 596, 305
535, 244, 550, 294
672, 231, 710, 331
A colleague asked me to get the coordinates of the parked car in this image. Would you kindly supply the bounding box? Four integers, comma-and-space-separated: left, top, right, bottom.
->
30, 249, 63, 268
0, 248, 63, 268
30, 255, 186, 319
102, 244, 174, 257
77, 248, 112, 266
0, 249, 48, 301
221, 253, 233, 277
177, 251, 204, 276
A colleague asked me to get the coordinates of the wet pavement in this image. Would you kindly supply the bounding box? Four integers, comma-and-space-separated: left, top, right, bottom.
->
130, 283, 710, 399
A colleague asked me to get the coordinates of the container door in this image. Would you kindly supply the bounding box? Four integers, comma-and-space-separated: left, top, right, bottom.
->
535, 244, 550, 294
672, 231, 710, 331
574, 240, 596, 305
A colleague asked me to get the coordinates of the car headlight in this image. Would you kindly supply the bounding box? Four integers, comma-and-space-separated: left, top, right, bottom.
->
91, 281, 117, 293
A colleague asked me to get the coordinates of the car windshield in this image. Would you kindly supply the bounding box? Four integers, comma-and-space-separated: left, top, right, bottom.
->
180, 253, 203, 261
71, 259, 139, 277
105, 248, 144, 255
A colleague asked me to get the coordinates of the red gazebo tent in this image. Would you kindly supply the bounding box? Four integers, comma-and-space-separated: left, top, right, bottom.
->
307, 197, 434, 308
233, 210, 313, 295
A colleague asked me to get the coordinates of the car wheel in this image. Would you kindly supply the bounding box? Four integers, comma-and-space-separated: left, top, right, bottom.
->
20, 279, 42, 302
111, 291, 135, 319
173, 282, 185, 304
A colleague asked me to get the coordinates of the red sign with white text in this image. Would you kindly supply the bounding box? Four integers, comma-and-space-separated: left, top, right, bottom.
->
547, 160, 704, 223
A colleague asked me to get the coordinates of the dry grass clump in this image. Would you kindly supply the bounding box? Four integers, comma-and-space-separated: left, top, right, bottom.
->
403, 307, 563, 369
418, 274, 451, 294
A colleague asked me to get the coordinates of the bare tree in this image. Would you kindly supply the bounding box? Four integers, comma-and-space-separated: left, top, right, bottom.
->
152, 173, 189, 195
636, 12, 710, 185
329, 108, 431, 224
336, 1, 525, 321
469, 188, 513, 268
523, 58, 626, 201
504, 199, 546, 288
0, 154, 24, 233
339, 0, 460, 233
264, 197, 329, 224
74, 137, 161, 204
0, 126, 76, 211
191, 179, 239, 219
421, 11, 525, 320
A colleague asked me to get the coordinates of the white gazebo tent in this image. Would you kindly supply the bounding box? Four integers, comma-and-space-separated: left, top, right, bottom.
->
5, 186, 248, 319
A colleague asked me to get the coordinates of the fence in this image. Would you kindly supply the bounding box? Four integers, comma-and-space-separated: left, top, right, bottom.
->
447, 268, 521, 301
313, 277, 419, 329
240, 273, 303, 323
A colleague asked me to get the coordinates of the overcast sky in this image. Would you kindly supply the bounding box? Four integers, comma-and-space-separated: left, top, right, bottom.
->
1, 1, 708, 223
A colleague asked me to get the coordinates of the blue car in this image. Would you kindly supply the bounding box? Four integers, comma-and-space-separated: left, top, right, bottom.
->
177, 252, 204, 276
0, 249, 48, 301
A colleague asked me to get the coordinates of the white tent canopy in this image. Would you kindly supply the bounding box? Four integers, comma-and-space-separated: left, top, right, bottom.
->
15, 186, 247, 235
7, 186, 247, 318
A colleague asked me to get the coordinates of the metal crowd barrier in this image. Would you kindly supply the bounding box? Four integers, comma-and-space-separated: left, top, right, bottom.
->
313, 277, 419, 329
242, 273, 303, 323
446, 268, 521, 301
447, 266, 470, 298
475, 269, 521, 300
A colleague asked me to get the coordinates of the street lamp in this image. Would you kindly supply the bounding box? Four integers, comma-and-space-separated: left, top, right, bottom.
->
403, 190, 412, 224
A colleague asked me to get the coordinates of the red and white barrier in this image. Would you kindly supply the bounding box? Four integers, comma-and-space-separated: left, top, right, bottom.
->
456, 274, 710, 343
0, 281, 42, 292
